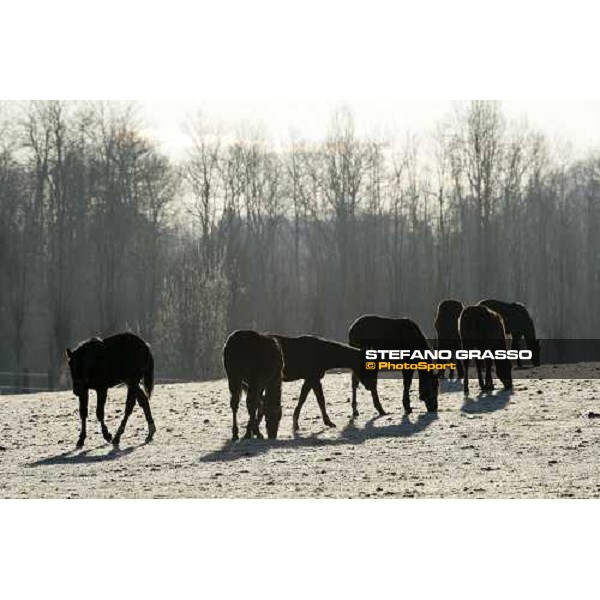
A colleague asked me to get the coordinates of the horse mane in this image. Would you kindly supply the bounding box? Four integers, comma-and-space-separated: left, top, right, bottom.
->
72, 336, 104, 353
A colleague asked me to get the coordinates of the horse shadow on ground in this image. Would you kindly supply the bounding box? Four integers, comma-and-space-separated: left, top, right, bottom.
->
440, 378, 464, 393
461, 388, 514, 415
199, 411, 438, 464
25, 443, 145, 467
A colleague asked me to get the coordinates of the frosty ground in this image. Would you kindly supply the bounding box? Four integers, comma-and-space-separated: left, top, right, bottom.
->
1, 365, 599, 498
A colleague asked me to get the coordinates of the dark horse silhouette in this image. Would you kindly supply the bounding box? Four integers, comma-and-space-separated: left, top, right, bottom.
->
434, 299, 465, 379
66, 332, 155, 448
223, 330, 284, 441
348, 315, 439, 416
270, 334, 378, 432
459, 305, 512, 395
478, 299, 540, 366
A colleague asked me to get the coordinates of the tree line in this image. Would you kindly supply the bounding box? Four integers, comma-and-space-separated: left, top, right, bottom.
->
0, 100, 598, 389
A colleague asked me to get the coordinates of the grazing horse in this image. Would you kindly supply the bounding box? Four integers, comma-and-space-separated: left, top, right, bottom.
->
223, 330, 284, 441
459, 305, 513, 395
478, 299, 540, 366
348, 315, 439, 416
434, 299, 465, 379
66, 332, 155, 448
270, 335, 378, 432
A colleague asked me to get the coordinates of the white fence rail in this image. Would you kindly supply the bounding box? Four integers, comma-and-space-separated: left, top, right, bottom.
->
0, 371, 192, 395
0, 370, 50, 394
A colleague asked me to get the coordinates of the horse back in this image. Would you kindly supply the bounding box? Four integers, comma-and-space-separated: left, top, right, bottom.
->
511, 303, 537, 337
460, 305, 506, 349
97, 333, 152, 388
349, 314, 429, 350
223, 330, 283, 386
273, 334, 359, 382
479, 298, 535, 338
434, 299, 464, 339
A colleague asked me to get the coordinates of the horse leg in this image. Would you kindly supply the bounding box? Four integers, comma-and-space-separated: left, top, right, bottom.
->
229, 379, 241, 441
243, 386, 260, 439
314, 380, 335, 428
293, 380, 312, 432
475, 359, 485, 392
402, 370, 414, 414
136, 387, 156, 443
113, 386, 137, 447
251, 390, 264, 439
484, 358, 494, 390
96, 388, 112, 443
513, 334, 523, 367
253, 392, 265, 438
76, 391, 89, 448
351, 372, 360, 417
369, 377, 385, 416
463, 359, 470, 395
439, 345, 448, 378
457, 354, 465, 379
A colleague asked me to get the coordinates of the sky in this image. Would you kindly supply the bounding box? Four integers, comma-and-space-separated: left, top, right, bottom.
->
140, 100, 600, 159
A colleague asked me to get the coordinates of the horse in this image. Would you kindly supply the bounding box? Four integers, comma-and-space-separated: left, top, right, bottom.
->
223, 330, 284, 441
348, 315, 439, 416
271, 334, 378, 432
65, 332, 155, 448
459, 305, 513, 395
434, 299, 465, 379
478, 299, 540, 366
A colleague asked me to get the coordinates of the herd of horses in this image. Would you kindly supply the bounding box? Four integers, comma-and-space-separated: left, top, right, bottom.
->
64, 298, 540, 448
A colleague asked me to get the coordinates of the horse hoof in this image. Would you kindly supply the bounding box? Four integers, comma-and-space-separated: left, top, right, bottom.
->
103, 433, 113, 443
112, 438, 121, 448
146, 426, 156, 443
325, 420, 336, 428
76, 440, 85, 449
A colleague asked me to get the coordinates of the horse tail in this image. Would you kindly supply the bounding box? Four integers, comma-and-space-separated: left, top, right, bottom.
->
144, 352, 154, 399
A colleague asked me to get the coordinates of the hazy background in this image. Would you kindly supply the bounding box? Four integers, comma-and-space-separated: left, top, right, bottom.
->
1, 99, 599, 392
143, 100, 600, 157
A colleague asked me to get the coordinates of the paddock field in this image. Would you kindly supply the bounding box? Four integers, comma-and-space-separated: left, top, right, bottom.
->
1, 365, 599, 498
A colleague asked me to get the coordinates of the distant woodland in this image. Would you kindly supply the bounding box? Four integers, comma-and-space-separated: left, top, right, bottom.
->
1, 100, 599, 388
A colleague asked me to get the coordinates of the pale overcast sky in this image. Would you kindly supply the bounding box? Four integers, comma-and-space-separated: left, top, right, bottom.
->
140, 100, 600, 158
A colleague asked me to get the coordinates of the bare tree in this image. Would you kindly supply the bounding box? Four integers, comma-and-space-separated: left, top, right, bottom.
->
2, 100, 600, 389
